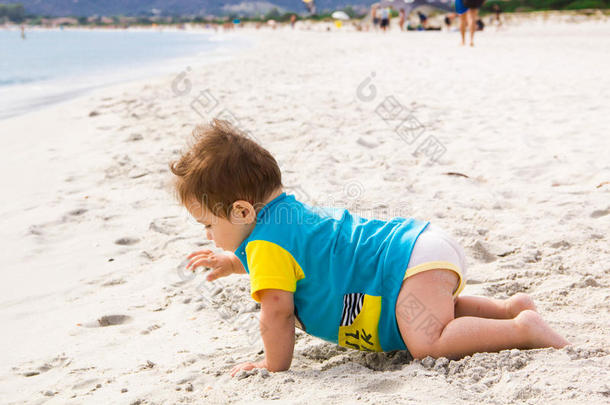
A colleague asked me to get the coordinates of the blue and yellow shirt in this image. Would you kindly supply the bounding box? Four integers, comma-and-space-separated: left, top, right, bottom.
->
234, 192, 429, 352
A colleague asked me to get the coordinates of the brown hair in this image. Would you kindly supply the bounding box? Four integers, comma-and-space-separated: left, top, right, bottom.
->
169, 119, 282, 217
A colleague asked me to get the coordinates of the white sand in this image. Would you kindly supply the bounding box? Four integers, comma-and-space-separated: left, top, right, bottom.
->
1, 18, 609, 404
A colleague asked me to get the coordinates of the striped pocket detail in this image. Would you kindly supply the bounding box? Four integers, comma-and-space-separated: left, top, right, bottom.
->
340, 293, 364, 326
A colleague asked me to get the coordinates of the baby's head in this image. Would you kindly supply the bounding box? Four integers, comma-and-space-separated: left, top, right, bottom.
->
170, 119, 283, 251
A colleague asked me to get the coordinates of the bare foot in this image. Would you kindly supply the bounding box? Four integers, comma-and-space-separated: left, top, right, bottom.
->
506, 293, 538, 318
515, 310, 570, 349
470, 42, 474, 47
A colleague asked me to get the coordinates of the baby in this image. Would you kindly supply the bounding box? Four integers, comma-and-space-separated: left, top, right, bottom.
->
170, 119, 570, 377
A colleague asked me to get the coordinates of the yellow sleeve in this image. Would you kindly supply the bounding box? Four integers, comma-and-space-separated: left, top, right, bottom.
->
245, 240, 305, 303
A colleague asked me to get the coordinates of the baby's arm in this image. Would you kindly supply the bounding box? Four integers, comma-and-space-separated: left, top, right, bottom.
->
258, 289, 295, 370
186, 249, 246, 280
230, 289, 295, 376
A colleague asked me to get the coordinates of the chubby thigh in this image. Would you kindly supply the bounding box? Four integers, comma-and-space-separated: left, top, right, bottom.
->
395, 268, 459, 359
394, 225, 466, 357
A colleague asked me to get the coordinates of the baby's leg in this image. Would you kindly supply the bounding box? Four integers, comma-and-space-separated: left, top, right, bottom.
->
395, 269, 569, 360
454, 293, 538, 319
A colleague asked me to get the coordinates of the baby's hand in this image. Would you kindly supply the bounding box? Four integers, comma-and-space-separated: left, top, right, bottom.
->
186, 249, 235, 281
230, 360, 267, 377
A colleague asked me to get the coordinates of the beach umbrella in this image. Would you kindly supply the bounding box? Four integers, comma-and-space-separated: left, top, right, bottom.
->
331, 11, 350, 20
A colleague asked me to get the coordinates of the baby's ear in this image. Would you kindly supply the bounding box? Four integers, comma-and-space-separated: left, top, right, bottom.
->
230, 200, 256, 225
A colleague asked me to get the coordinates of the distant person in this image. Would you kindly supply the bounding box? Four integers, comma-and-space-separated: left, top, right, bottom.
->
290, 14, 297, 29
20, 24, 26, 40
399, 9, 406, 31
492, 3, 502, 27
371, 5, 380, 31
444, 13, 457, 32
380, 6, 391, 32
417, 11, 428, 29
455, 0, 486, 46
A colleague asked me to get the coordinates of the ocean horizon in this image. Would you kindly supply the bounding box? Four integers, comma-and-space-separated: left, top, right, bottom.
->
0, 27, 248, 119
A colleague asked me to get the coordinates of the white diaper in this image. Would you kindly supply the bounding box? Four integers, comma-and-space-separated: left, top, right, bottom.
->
405, 223, 468, 297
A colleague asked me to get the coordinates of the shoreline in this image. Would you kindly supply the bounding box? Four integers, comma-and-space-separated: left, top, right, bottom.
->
0, 29, 253, 120
2, 12, 606, 122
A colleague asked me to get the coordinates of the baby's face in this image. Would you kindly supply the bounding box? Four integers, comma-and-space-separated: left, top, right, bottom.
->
186, 199, 253, 252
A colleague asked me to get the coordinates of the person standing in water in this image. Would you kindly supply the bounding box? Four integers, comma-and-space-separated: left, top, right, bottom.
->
455, 0, 485, 46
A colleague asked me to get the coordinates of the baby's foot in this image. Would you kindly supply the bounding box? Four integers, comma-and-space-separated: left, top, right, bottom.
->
506, 293, 538, 318
515, 310, 570, 349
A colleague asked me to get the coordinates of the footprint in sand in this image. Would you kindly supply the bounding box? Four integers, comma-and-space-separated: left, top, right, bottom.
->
140, 324, 161, 335
470, 240, 498, 263
590, 208, 609, 218
28, 225, 44, 236
101, 278, 126, 287
115, 237, 140, 246
570, 276, 602, 288
149, 217, 182, 235
78, 315, 132, 328
356, 136, 379, 149
126, 133, 143, 142
68, 208, 87, 216
550, 240, 571, 250
18, 354, 71, 377
71, 378, 100, 390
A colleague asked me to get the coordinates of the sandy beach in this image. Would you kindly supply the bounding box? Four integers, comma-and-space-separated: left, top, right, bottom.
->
1, 17, 609, 404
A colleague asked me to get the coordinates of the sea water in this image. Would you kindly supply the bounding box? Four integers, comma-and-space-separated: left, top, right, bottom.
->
0, 27, 248, 119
